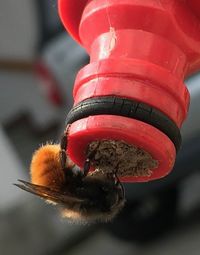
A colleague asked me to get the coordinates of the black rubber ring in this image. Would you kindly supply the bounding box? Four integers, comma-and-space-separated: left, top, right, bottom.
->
66, 96, 181, 151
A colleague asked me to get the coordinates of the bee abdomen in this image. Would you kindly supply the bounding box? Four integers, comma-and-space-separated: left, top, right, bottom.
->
30, 144, 65, 188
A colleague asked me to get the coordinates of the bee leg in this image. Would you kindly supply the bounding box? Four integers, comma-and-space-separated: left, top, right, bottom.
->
82, 158, 91, 177
114, 173, 125, 201
59, 124, 70, 170
106, 172, 125, 203
82, 141, 100, 177
60, 149, 67, 170
114, 164, 125, 201
107, 163, 125, 201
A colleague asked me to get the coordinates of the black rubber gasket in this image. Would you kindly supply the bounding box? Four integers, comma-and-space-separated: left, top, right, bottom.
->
66, 96, 181, 151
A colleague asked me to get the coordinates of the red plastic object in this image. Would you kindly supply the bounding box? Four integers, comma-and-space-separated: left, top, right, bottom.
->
58, 0, 200, 182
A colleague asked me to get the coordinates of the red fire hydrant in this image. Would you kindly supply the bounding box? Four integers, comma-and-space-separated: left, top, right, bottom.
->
58, 0, 200, 182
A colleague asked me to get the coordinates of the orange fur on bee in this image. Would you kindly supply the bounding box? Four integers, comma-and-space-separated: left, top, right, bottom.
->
30, 144, 67, 189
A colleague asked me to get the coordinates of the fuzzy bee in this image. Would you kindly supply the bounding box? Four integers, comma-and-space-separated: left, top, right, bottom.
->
15, 128, 125, 223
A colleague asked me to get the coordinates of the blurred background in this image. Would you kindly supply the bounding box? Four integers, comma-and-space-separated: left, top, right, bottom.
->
1, 1, 200, 254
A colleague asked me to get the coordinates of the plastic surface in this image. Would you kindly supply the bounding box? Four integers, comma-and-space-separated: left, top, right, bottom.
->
67, 116, 176, 182
58, 0, 200, 182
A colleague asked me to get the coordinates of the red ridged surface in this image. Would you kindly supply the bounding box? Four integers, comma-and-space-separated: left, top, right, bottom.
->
58, 0, 200, 182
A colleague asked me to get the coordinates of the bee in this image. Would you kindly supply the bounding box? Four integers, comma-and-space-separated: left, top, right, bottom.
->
14, 126, 125, 223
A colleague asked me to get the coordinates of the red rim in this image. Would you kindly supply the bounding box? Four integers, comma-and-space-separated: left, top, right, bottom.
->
67, 115, 176, 182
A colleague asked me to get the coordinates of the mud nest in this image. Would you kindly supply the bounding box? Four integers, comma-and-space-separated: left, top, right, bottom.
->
87, 140, 158, 178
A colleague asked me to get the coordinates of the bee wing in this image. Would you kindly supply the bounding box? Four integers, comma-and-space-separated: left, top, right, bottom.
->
14, 179, 84, 205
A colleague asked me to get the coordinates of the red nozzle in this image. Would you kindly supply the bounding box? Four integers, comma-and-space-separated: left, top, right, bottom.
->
58, 0, 200, 182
